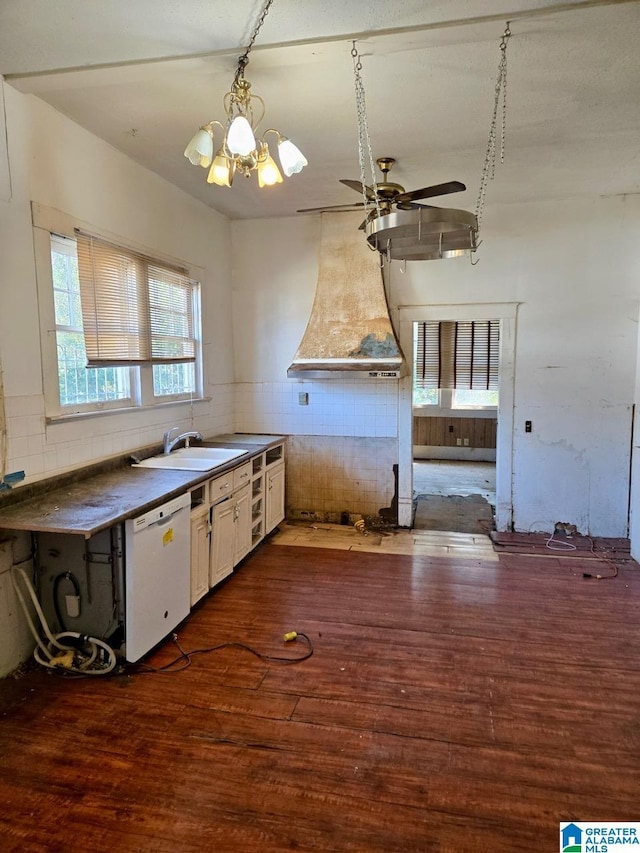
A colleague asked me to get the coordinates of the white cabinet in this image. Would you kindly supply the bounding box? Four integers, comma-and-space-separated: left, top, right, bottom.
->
190, 504, 210, 606
189, 440, 286, 607
210, 498, 235, 587
210, 483, 252, 587
266, 462, 285, 534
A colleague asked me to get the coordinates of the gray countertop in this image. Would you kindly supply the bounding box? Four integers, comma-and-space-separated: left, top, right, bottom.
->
0, 434, 285, 539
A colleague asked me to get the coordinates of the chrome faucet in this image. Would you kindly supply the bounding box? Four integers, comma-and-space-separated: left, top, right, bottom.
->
163, 427, 203, 455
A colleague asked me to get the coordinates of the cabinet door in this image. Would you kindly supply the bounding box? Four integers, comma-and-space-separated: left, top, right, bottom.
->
210, 499, 235, 587
265, 463, 285, 534
233, 484, 252, 566
190, 506, 210, 607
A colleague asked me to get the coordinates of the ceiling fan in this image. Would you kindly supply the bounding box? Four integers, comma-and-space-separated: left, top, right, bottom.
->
298, 157, 466, 227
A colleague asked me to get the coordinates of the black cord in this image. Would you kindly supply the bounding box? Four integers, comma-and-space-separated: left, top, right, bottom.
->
133, 631, 314, 675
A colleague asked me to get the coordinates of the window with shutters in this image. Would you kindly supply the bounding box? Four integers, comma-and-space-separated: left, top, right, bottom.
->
48, 232, 202, 415
413, 320, 499, 409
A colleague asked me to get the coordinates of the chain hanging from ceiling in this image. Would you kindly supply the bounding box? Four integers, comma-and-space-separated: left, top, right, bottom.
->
475, 23, 512, 233
351, 42, 381, 224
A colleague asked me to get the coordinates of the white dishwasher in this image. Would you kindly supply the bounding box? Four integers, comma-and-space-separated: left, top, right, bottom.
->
124, 492, 191, 662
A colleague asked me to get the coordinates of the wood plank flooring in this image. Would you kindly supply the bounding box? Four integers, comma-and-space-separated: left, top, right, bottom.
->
1, 539, 639, 852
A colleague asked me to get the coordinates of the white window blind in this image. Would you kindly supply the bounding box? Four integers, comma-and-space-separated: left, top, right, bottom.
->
415, 320, 500, 390
76, 232, 197, 366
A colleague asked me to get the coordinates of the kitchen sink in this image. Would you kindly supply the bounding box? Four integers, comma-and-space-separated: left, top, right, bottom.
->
133, 446, 249, 472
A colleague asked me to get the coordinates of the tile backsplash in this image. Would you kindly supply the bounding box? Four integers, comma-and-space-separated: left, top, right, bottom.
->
3, 379, 400, 519
3, 386, 235, 484
235, 378, 398, 437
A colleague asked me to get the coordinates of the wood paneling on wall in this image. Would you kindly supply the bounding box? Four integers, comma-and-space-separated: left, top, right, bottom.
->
413, 416, 497, 448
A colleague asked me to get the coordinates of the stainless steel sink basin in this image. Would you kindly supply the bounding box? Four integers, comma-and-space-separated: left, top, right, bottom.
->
133, 446, 248, 472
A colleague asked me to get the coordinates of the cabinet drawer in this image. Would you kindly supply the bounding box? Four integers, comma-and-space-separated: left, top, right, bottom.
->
233, 462, 252, 490
209, 471, 234, 501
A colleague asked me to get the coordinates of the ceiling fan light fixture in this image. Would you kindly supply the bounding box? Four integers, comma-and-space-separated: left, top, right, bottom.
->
183, 126, 214, 167
183, 0, 307, 190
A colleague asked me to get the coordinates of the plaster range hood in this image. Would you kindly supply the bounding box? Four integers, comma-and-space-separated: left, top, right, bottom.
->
288, 211, 404, 379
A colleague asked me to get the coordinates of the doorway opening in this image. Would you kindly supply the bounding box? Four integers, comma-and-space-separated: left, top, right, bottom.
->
397, 304, 518, 532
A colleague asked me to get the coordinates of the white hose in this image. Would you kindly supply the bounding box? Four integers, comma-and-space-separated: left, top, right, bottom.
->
11, 565, 117, 676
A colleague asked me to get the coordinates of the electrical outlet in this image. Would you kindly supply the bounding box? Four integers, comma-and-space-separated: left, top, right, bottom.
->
456, 438, 462, 446
463, 438, 469, 446
298, 392, 309, 406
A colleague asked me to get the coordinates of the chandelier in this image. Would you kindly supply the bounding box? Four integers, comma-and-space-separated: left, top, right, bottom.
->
183, 0, 307, 188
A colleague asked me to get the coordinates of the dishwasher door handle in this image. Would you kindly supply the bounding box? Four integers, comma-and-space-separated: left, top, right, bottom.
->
156, 509, 182, 526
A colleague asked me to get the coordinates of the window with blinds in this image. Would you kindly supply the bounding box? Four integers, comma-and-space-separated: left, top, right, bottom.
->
75, 232, 197, 366
415, 320, 500, 391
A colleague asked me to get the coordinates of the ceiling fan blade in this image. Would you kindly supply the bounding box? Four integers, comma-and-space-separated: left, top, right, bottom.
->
395, 201, 436, 211
340, 179, 376, 200
297, 202, 366, 214
395, 180, 466, 204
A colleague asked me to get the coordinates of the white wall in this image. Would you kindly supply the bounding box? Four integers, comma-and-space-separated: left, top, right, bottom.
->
232, 194, 640, 538
231, 217, 401, 522
0, 85, 234, 673
0, 87, 235, 483
628, 301, 640, 559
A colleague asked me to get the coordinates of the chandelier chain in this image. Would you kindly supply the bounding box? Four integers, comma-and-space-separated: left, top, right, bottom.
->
351, 43, 381, 219
234, 0, 275, 86
475, 23, 511, 230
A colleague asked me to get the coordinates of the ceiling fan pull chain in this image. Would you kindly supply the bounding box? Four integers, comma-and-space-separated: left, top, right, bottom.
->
351, 42, 381, 220
475, 22, 511, 232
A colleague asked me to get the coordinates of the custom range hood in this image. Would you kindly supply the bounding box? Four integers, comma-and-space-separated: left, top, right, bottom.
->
288, 212, 404, 378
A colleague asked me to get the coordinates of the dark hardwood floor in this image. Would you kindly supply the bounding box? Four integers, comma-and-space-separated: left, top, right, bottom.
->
1, 542, 639, 852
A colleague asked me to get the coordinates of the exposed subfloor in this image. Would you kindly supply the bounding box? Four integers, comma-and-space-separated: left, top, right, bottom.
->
413, 459, 496, 533
413, 459, 496, 502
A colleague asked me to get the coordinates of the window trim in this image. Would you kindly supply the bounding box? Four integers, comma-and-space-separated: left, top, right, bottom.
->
49, 234, 138, 415
32, 203, 205, 419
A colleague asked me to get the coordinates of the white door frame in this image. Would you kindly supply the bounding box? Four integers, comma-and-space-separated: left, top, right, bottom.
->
397, 302, 519, 531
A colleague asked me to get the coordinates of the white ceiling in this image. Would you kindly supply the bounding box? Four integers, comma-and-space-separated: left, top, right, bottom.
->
2, 0, 639, 220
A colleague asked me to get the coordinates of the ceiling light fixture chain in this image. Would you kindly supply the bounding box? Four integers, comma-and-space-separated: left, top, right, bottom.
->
475, 22, 511, 231
183, 0, 307, 189
233, 0, 275, 88
351, 43, 381, 222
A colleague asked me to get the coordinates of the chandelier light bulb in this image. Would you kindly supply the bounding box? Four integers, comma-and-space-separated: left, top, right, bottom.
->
226, 115, 256, 156
257, 151, 283, 187
277, 137, 308, 177
207, 149, 235, 186
183, 127, 213, 167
